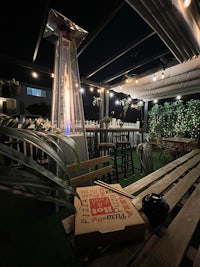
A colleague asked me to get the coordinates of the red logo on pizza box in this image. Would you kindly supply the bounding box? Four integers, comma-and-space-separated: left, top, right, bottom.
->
90, 197, 114, 216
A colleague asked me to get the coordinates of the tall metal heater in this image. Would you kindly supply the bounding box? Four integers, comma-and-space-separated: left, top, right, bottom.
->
43, 9, 89, 162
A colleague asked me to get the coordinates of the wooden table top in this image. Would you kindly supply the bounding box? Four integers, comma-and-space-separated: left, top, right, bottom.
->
162, 136, 196, 143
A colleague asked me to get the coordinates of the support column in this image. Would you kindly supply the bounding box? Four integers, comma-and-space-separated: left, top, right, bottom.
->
143, 101, 149, 133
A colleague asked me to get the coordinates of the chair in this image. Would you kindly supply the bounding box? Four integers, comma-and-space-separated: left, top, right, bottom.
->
136, 142, 153, 175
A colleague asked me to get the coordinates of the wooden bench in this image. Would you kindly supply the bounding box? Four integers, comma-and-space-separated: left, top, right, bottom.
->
66, 155, 114, 187
87, 149, 200, 267
123, 148, 200, 267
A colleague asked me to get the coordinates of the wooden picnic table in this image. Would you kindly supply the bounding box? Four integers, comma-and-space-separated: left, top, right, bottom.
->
87, 148, 200, 267
162, 136, 197, 151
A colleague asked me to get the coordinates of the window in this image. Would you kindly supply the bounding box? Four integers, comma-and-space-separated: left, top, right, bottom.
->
27, 87, 46, 98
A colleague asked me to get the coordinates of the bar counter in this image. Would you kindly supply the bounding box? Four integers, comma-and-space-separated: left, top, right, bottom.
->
85, 127, 144, 157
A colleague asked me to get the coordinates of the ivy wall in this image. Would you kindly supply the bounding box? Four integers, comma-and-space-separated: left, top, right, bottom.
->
148, 99, 200, 138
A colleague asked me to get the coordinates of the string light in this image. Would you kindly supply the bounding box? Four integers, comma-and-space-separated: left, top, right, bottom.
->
183, 0, 191, 8
32, 71, 38, 78
109, 92, 114, 97
80, 87, 85, 93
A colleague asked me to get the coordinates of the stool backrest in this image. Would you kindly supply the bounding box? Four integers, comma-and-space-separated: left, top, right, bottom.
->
137, 142, 153, 175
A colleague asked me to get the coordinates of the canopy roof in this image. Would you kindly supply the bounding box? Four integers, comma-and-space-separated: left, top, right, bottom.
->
112, 56, 200, 101
0, 0, 200, 100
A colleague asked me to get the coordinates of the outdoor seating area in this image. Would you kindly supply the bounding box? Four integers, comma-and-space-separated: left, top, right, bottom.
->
0, 113, 200, 266
1, 1, 200, 266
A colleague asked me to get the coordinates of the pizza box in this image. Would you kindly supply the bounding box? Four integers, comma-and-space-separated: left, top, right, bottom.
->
73, 184, 146, 250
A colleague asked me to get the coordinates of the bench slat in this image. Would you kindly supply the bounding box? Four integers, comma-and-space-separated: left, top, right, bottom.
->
124, 149, 200, 195
67, 155, 110, 173
164, 163, 200, 211
132, 154, 200, 210
70, 165, 113, 186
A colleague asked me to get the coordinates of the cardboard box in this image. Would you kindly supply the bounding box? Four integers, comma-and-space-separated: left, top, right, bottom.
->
73, 184, 146, 250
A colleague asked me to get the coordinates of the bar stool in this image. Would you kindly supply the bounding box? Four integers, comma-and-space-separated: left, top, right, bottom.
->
98, 142, 115, 156
98, 142, 119, 183
87, 135, 96, 158
115, 140, 135, 180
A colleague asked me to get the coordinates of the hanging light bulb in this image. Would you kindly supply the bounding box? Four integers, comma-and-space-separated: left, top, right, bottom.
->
109, 91, 114, 97
153, 74, 157, 81
161, 72, 165, 79
89, 86, 94, 92
80, 87, 84, 94
32, 71, 38, 78
183, 0, 191, 8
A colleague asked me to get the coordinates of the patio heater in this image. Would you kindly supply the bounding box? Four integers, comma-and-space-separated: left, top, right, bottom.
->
43, 9, 89, 162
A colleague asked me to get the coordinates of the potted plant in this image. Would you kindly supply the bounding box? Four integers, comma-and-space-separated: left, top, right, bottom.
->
0, 113, 80, 212
0, 78, 21, 97
119, 120, 124, 128
0, 79, 10, 97
10, 78, 21, 96
92, 96, 102, 107
100, 116, 112, 128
